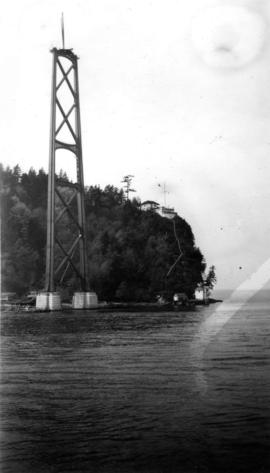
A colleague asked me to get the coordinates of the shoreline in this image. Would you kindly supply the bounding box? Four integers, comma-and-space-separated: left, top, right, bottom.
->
1, 298, 223, 314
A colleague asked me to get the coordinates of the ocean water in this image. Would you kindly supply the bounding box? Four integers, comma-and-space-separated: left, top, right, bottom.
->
1, 299, 270, 473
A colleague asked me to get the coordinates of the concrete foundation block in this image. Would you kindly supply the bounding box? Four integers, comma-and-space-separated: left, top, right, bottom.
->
72, 291, 98, 309
36, 292, 62, 311
85, 292, 98, 308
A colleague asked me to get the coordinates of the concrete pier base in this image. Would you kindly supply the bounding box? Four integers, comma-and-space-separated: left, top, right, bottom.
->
72, 291, 98, 309
36, 292, 62, 311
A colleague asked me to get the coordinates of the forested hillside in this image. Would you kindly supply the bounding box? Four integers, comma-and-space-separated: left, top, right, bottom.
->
1, 165, 207, 301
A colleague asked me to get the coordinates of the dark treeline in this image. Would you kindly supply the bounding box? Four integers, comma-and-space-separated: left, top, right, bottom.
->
1, 164, 208, 301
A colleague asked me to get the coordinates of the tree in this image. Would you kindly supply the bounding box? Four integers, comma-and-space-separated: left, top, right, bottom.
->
121, 175, 136, 200
205, 265, 217, 290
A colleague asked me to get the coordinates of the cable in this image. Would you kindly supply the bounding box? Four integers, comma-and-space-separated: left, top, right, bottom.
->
166, 218, 183, 277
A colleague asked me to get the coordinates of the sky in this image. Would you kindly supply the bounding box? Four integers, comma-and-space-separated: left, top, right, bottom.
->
1, 0, 270, 291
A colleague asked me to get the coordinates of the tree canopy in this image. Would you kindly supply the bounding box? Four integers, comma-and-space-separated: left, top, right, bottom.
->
1, 164, 209, 301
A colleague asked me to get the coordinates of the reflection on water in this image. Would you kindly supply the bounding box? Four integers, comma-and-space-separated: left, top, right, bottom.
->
1, 302, 270, 473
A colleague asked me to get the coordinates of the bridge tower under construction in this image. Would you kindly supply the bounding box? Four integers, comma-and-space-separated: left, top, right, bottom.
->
36, 27, 97, 310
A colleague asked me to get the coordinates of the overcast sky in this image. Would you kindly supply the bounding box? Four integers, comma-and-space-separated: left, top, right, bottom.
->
1, 0, 270, 291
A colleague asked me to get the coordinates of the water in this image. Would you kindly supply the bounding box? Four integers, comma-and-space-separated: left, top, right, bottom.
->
1, 300, 270, 473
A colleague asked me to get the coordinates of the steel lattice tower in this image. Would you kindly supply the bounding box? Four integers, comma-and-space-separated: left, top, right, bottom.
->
45, 46, 89, 294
